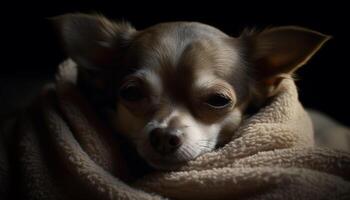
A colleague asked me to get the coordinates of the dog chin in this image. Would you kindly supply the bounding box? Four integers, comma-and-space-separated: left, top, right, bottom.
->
134, 138, 215, 170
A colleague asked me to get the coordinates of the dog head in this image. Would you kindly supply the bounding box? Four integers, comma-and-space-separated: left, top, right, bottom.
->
54, 14, 329, 169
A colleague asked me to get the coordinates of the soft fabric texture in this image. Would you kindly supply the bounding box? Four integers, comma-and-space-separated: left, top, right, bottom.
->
309, 109, 350, 152
1, 60, 350, 199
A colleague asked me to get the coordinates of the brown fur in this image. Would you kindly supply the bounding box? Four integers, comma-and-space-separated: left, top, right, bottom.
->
54, 14, 330, 170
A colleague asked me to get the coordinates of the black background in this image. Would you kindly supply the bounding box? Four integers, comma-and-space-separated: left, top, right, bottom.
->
2, 1, 349, 125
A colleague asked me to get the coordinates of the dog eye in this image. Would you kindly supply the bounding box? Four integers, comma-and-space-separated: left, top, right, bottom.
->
119, 85, 145, 102
204, 93, 232, 109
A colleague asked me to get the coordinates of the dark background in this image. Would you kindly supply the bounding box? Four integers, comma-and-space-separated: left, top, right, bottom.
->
1, 1, 349, 125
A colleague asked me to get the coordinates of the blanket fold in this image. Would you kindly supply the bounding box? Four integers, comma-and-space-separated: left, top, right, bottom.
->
1, 61, 350, 200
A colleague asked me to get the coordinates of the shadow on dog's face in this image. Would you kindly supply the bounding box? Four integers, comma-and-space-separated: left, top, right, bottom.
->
54, 14, 329, 170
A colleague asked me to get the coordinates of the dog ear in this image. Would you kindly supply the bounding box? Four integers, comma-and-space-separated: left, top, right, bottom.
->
241, 26, 330, 95
52, 13, 136, 70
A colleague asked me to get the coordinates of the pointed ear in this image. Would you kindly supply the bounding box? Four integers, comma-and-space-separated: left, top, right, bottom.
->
52, 13, 136, 69
241, 26, 330, 93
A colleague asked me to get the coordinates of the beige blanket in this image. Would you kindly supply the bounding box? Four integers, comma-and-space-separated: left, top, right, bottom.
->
1, 61, 350, 199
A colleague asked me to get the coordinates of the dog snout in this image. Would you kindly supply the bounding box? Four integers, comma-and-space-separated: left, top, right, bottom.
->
149, 127, 183, 155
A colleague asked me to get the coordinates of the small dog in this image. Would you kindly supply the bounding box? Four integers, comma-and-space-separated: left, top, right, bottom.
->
54, 14, 329, 170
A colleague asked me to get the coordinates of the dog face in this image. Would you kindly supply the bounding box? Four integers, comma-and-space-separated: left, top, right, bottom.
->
55, 14, 329, 169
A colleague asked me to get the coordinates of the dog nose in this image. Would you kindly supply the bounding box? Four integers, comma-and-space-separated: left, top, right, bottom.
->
149, 128, 183, 155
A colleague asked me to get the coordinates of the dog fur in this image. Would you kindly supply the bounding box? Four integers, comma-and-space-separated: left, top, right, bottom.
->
54, 13, 329, 169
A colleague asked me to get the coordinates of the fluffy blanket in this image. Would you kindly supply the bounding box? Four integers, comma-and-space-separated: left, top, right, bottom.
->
1, 60, 350, 200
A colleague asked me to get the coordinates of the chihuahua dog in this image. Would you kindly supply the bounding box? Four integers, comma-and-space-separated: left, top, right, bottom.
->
54, 14, 329, 170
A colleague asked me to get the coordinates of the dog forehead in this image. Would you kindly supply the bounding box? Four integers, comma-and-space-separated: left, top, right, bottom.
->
144, 21, 229, 39
131, 22, 240, 79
